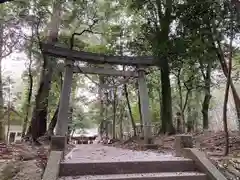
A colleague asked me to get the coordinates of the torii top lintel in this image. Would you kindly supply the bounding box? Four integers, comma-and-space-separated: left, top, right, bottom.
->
41, 43, 159, 66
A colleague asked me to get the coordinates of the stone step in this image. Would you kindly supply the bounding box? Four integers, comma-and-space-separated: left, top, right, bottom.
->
60, 159, 198, 176
59, 172, 207, 180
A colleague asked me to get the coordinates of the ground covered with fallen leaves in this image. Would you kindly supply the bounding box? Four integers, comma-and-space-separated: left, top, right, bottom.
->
0, 140, 75, 180
109, 131, 240, 180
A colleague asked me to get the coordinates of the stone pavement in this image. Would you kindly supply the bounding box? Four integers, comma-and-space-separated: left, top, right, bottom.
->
58, 144, 208, 180
64, 144, 183, 163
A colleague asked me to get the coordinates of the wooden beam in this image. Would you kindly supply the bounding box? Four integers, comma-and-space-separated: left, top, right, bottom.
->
41, 43, 158, 66
57, 63, 138, 77
75, 66, 138, 77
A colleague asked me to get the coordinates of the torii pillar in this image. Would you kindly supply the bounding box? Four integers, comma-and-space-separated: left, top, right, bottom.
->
137, 67, 153, 144
51, 60, 74, 151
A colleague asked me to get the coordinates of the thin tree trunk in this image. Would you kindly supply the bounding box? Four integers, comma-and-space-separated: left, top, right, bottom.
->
47, 103, 59, 136
7, 107, 10, 143
21, 65, 33, 138
187, 81, 193, 133
177, 70, 183, 117
104, 88, 109, 138
119, 105, 124, 139
216, 48, 240, 130
223, 0, 234, 156
176, 69, 186, 133
99, 76, 105, 138
124, 83, 136, 136
157, 73, 163, 134
137, 83, 143, 131
223, 70, 230, 156
208, 19, 240, 130
0, 23, 4, 141
7, 80, 10, 143
112, 87, 117, 139
22, 26, 34, 138
202, 61, 211, 130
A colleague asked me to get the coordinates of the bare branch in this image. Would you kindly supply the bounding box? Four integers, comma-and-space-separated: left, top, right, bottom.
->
198, 59, 207, 80
70, 18, 100, 49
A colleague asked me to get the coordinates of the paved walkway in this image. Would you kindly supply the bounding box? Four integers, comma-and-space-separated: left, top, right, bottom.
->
64, 144, 182, 163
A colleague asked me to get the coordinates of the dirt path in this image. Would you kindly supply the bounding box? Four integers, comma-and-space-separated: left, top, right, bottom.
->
64, 144, 184, 163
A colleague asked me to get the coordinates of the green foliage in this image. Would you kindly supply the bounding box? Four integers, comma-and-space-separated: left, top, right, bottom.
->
1, 0, 239, 136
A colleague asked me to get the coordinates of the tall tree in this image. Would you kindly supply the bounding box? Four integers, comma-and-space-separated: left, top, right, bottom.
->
30, 0, 63, 141
128, 0, 177, 134
223, 0, 235, 155
179, 0, 240, 130
21, 24, 34, 138
0, 2, 23, 141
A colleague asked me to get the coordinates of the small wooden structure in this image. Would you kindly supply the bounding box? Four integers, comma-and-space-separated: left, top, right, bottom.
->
71, 135, 97, 144
42, 42, 159, 145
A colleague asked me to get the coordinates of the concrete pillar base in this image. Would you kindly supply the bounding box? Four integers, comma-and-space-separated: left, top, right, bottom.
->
51, 136, 67, 151
175, 134, 193, 157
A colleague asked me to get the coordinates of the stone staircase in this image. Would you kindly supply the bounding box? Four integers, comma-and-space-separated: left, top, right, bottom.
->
43, 135, 227, 180
58, 158, 207, 180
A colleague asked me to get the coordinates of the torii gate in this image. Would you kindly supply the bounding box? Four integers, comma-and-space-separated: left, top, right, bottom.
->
41, 42, 159, 148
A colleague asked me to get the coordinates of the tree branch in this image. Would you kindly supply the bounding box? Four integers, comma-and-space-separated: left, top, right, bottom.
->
70, 19, 99, 49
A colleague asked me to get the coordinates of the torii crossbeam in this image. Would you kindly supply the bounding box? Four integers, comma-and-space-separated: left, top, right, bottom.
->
41, 43, 158, 66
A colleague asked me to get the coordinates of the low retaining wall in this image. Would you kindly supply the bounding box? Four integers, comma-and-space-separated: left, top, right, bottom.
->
183, 148, 227, 180
42, 151, 63, 180
175, 134, 227, 180
42, 136, 66, 180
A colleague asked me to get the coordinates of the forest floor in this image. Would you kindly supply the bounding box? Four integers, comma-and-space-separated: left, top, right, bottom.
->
109, 131, 240, 180
0, 140, 74, 180
0, 131, 239, 180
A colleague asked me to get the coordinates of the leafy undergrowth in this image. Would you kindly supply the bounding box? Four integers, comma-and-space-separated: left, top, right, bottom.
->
0, 140, 75, 180
109, 131, 240, 180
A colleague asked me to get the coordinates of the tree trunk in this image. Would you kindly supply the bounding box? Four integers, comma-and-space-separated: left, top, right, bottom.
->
223, 68, 230, 156
209, 22, 240, 130
112, 87, 117, 139
99, 75, 105, 138
124, 83, 137, 136
137, 83, 143, 132
30, 0, 62, 141
47, 103, 59, 136
216, 49, 240, 130
105, 91, 109, 138
7, 79, 11, 143
155, 0, 175, 135
0, 23, 4, 141
119, 105, 124, 139
21, 62, 33, 138
176, 69, 186, 133
223, 4, 233, 155
187, 81, 193, 133
160, 62, 175, 134
47, 72, 63, 136
157, 74, 163, 134
202, 62, 211, 129
136, 81, 143, 137
22, 26, 34, 138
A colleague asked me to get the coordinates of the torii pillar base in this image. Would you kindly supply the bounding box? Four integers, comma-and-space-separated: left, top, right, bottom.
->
50, 136, 67, 151
175, 135, 193, 157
